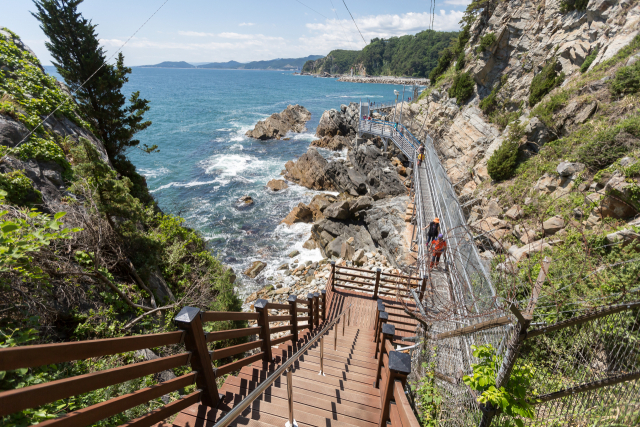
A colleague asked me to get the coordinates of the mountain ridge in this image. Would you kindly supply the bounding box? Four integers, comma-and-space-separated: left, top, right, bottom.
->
141, 55, 323, 70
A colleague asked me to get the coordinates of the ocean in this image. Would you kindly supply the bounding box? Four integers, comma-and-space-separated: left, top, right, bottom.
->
47, 67, 405, 298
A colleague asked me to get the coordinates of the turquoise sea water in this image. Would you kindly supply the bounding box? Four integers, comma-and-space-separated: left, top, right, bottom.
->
48, 67, 405, 296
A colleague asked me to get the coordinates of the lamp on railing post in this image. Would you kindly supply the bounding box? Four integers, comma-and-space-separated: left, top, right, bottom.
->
174, 307, 223, 407
288, 295, 298, 345
254, 299, 272, 365
374, 323, 395, 388
378, 352, 412, 427
373, 268, 381, 300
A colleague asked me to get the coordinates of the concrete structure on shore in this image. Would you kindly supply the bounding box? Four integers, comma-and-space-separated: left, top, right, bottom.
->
338, 76, 429, 85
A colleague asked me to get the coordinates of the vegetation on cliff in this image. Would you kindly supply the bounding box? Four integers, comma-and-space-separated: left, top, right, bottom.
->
1, 2, 242, 424
302, 29, 458, 77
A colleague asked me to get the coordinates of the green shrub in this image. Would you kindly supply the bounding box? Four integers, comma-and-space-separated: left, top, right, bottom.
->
0, 171, 41, 205
560, 0, 589, 12
580, 47, 598, 73
476, 32, 497, 53
455, 50, 466, 71
577, 114, 640, 170
448, 72, 475, 104
480, 84, 500, 114
488, 140, 519, 181
429, 47, 454, 84
529, 59, 565, 106
610, 60, 640, 96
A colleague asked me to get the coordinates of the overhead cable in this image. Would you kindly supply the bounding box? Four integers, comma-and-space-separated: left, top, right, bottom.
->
14, 0, 172, 148
293, 0, 329, 19
341, 0, 367, 46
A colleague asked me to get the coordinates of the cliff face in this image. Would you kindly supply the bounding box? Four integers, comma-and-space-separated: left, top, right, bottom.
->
399, 0, 640, 207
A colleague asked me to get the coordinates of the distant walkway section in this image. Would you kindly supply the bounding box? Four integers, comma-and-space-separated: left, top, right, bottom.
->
338, 75, 429, 85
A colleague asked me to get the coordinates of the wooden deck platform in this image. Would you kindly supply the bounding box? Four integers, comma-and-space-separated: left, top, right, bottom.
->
172, 290, 419, 427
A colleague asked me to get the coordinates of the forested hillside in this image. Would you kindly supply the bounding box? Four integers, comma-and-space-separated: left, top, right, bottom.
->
302, 30, 458, 77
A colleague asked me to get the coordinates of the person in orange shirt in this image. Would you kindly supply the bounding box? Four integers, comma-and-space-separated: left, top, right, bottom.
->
429, 233, 447, 269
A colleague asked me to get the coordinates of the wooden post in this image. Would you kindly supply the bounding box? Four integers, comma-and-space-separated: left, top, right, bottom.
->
307, 293, 315, 332
174, 307, 222, 407
375, 312, 389, 356
288, 295, 298, 345
374, 323, 395, 388
373, 300, 385, 343
254, 299, 272, 364
330, 261, 336, 292
378, 352, 411, 427
373, 268, 381, 300
419, 276, 427, 301
313, 292, 320, 328
320, 290, 326, 322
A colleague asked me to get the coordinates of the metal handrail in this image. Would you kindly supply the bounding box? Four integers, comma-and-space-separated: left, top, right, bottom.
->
213, 303, 353, 427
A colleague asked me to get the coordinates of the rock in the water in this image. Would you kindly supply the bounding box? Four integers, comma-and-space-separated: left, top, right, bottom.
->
316, 103, 359, 138
302, 238, 317, 250
267, 179, 289, 191
246, 105, 311, 140
288, 250, 300, 258
244, 261, 266, 278
284, 148, 334, 190
235, 195, 255, 209
281, 203, 313, 226
543, 216, 565, 236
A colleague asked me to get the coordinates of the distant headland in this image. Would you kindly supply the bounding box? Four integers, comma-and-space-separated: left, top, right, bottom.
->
138, 55, 323, 70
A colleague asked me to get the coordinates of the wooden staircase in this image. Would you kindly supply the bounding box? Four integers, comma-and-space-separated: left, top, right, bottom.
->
175, 324, 380, 427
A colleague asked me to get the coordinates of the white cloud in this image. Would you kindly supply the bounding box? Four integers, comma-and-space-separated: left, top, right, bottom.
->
239, 22, 255, 26
178, 31, 216, 37
444, 0, 471, 5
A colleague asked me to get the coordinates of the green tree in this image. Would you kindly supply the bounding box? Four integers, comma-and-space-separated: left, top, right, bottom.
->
487, 140, 519, 181
31, 0, 154, 179
448, 72, 475, 104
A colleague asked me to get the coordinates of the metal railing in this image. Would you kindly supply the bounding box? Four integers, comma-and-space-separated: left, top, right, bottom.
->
213, 303, 353, 427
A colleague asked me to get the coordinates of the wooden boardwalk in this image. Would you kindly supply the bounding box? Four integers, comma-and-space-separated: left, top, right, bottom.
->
172, 290, 418, 427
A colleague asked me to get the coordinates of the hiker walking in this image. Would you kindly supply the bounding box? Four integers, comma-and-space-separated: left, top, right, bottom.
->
429, 233, 447, 270
417, 143, 425, 166
423, 217, 439, 246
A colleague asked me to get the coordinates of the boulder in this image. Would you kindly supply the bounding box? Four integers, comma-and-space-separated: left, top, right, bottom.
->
244, 261, 267, 278
512, 239, 552, 262
316, 103, 359, 138
533, 174, 560, 194
308, 194, 336, 220
288, 250, 300, 258
574, 102, 597, 125
525, 117, 551, 148
340, 241, 355, 260
557, 162, 585, 177
0, 115, 30, 147
598, 172, 640, 218
471, 216, 510, 233
353, 249, 366, 266
350, 195, 373, 213
543, 216, 565, 236
483, 200, 503, 218
326, 235, 346, 258
284, 148, 334, 190
323, 200, 351, 220
281, 203, 313, 226
324, 160, 368, 196
237, 195, 254, 206
267, 179, 288, 191
310, 135, 350, 151
504, 205, 524, 220
519, 230, 537, 245
302, 238, 317, 250
148, 270, 176, 304
246, 104, 311, 140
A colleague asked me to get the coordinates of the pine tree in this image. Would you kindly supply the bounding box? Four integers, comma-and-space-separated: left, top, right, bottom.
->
31, 0, 154, 179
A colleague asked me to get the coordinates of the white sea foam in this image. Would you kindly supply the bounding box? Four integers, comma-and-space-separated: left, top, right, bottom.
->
290, 132, 316, 141
138, 167, 170, 179
217, 128, 233, 132
199, 153, 268, 185
230, 143, 243, 151
150, 180, 219, 193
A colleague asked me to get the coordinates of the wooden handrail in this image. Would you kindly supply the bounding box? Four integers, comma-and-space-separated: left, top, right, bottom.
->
206, 327, 259, 343
0, 331, 185, 371
211, 340, 263, 361
270, 325, 293, 334
36, 373, 196, 427
0, 352, 191, 417
394, 380, 420, 427
266, 302, 291, 310
119, 391, 202, 427
202, 311, 259, 322
217, 352, 264, 377
269, 315, 292, 322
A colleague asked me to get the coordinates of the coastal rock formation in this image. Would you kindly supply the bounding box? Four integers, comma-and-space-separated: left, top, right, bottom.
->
246, 104, 311, 140
281, 203, 313, 226
283, 148, 334, 190
316, 103, 359, 138
337, 76, 430, 85
267, 179, 288, 191
310, 135, 350, 151
244, 261, 267, 278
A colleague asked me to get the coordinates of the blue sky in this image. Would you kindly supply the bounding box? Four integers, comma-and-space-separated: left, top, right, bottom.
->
6, 0, 471, 65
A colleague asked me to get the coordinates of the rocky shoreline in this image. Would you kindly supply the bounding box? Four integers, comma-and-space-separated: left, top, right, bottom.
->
337, 76, 429, 85
245, 104, 310, 140
242, 102, 416, 313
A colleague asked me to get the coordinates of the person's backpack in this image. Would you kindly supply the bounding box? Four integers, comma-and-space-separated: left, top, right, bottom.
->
428, 222, 439, 235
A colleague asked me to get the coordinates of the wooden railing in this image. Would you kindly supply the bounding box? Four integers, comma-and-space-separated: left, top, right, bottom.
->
0, 291, 329, 427
373, 300, 420, 427
329, 262, 426, 300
